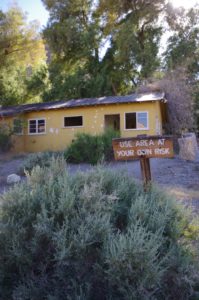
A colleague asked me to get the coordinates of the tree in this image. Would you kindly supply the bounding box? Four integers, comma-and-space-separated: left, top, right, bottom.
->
164, 4, 199, 79
0, 5, 46, 68
0, 5, 47, 106
137, 67, 196, 134
163, 4, 199, 131
26, 65, 50, 103
42, 0, 166, 100
159, 68, 195, 134
0, 65, 27, 106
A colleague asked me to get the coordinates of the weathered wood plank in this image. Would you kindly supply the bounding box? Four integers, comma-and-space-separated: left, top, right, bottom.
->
112, 136, 174, 160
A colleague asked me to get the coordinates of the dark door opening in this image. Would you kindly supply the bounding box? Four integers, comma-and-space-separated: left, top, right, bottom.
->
104, 114, 120, 131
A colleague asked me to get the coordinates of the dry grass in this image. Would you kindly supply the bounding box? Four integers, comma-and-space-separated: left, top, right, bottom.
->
162, 186, 199, 201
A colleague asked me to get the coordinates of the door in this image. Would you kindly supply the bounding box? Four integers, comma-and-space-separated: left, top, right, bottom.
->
104, 114, 120, 131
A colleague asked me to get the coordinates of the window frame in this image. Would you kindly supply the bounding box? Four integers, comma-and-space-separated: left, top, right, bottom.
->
13, 118, 23, 135
63, 115, 84, 128
28, 118, 46, 135
124, 111, 149, 130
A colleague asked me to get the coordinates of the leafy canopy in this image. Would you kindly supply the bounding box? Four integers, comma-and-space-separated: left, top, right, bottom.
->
0, 5, 47, 106
42, 0, 165, 100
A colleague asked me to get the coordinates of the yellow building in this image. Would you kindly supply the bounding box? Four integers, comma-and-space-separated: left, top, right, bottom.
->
0, 92, 167, 153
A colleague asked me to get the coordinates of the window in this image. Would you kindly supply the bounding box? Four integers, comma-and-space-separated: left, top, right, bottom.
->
28, 119, 46, 134
13, 119, 23, 135
125, 112, 148, 130
64, 116, 83, 127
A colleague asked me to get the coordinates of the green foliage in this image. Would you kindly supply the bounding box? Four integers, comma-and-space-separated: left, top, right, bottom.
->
20, 151, 62, 173
65, 133, 103, 165
25, 65, 51, 103
64, 129, 120, 164
0, 122, 13, 152
0, 65, 27, 106
0, 5, 47, 106
0, 63, 49, 107
0, 158, 198, 299
41, 0, 165, 100
162, 5, 199, 132
164, 6, 199, 77
0, 5, 46, 68
43, 59, 119, 101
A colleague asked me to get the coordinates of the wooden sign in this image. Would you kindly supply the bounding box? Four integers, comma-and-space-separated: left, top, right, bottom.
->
112, 135, 174, 190
112, 136, 174, 161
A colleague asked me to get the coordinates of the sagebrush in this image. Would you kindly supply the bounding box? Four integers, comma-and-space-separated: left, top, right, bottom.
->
0, 157, 198, 299
20, 150, 63, 173
64, 128, 120, 164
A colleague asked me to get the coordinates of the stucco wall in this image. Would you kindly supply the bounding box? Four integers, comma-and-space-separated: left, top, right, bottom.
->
1, 101, 163, 153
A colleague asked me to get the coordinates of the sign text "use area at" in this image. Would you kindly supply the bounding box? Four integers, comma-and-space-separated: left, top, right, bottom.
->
112, 136, 174, 160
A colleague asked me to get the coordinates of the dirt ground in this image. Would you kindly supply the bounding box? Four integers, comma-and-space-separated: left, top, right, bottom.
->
0, 153, 199, 212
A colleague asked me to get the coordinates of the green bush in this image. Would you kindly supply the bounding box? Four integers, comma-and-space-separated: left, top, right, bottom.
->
0, 158, 198, 299
0, 123, 13, 152
20, 151, 63, 173
64, 128, 120, 164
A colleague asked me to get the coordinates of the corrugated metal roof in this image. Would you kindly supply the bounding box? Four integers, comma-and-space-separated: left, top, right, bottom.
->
0, 92, 165, 117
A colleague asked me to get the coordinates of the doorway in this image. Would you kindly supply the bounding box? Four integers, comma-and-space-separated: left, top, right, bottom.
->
104, 114, 120, 131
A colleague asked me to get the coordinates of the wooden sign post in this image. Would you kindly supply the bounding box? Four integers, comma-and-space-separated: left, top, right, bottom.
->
112, 135, 174, 190
140, 156, 151, 187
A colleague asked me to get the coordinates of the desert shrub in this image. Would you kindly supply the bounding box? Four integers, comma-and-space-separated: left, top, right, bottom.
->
0, 158, 198, 299
20, 151, 63, 173
64, 133, 103, 165
0, 123, 13, 152
64, 128, 120, 164
101, 128, 120, 161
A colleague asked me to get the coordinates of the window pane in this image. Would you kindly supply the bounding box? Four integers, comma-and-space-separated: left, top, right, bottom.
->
38, 119, 45, 133
29, 120, 36, 133
137, 112, 147, 128
13, 119, 23, 134
125, 113, 136, 129
64, 116, 83, 127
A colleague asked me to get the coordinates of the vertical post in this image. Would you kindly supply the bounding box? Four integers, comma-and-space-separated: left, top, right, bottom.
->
140, 156, 151, 191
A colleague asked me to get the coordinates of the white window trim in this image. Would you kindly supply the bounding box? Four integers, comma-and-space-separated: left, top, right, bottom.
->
13, 119, 23, 135
124, 111, 149, 130
28, 118, 46, 135
63, 115, 84, 128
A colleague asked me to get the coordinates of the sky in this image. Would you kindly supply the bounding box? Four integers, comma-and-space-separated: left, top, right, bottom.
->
171, 0, 199, 9
0, 0, 199, 29
0, 0, 49, 27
